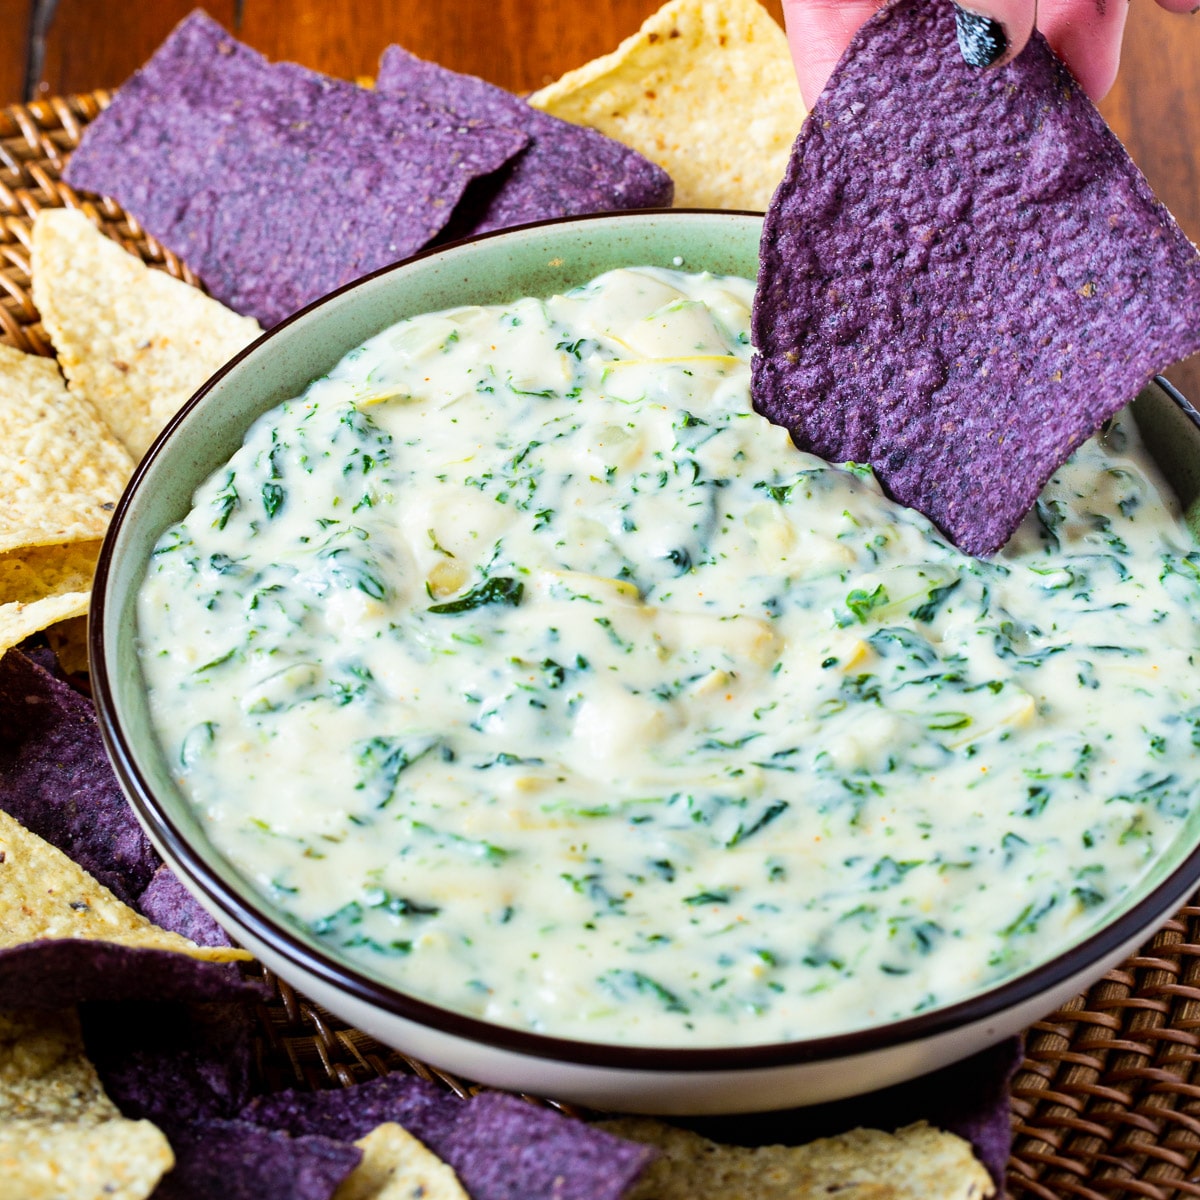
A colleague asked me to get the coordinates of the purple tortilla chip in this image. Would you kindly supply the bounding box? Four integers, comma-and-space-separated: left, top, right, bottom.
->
139, 863, 235, 949
153, 1119, 361, 1200
242, 1073, 461, 1146
446, 1091, 656, 1200
0, 648, 159, 906
375, 46, 673, 239
64, 12, 528, 328
244, 1075, 655, 1200
751, 0, 1200, 556
0, 940, 264, 1008
81, 999, 256, 1128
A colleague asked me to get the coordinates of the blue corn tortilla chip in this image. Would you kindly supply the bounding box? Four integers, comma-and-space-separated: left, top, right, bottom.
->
139, 863, 237, 948
0, 647, 159, 906
375, 45, 673, 240
64, 12, 529, 328
244, 1074, 656, 1200
243, 1073, 460, 1146
154, 1119, 361, 1200
446, 1091, 656, 1200
0, 940, 264, 1008
0, 647, 234, 948
81, 999, 256, 1128
751, 0, 1200, 556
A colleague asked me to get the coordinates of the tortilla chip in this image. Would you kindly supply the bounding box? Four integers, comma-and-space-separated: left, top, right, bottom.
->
0, 1007, 174, 1200
154, 1118, 363, 1200
43, 614, 90, 677
0, 590, 91, 662
244, 1078, 656, 1200
32, 209, 262, 461
0, 343, 132, 557
80, 999, 255, 1129
599, 1117, 993, 1199
686, 1037, 1023, 1193
0, 540, 97, 659
528, 0, 803, 210
0, 942, 262, 1010
0, 808, 248, 963
751, 0, 1200, 556
0, 541, 99, 606
374, 47, 672, 240
333, 1122, 469, 1200
63, 11, 529, 329
137, 864, 237, 949
0, 648, 161, 907
242, 1074, 462, 1146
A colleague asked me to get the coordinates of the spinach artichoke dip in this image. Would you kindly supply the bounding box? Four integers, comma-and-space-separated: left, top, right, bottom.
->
138, 266, 1200, 1047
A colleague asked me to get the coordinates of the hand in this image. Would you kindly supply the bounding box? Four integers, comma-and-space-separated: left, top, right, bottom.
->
782, 0, 1199, 108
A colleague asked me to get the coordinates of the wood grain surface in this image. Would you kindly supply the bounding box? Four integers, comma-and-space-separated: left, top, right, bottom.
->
0, 0, 28, 107
3, 0, 1200, 395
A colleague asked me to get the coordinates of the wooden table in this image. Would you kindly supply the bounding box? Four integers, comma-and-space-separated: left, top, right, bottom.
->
3, 0, 1200, 402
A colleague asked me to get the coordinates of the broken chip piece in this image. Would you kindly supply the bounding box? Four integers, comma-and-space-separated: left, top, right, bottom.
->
751, 0, 1200, 556
529, 0, 804, 210
0, 546, 94, 662
333, 1122, 469, 1200
32, 208, 262, 460
63, 11, 529, 328
0, 1007, 175, 1200
42, 613, 90, 677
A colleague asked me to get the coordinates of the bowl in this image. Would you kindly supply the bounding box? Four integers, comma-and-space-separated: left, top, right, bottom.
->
91, 209, 1200, 1114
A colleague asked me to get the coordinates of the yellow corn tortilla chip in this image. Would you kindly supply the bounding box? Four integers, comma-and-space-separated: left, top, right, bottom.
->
0, 809, 250, 963
333, 1122, 470, 1200
0, 541, 98, 660
32, 208, 261, 460
44, 615, 90, 677
528, 0, 805, 210
0, 590, 91, 662
0, 541, 100, 607
0, 1007, 174, 1200
598, 1117, 994, 1200
0, 343, 132, 557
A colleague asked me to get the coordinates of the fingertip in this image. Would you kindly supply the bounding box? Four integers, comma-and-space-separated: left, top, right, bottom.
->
781, 0, 889, 108
1037, 0, 1129, 101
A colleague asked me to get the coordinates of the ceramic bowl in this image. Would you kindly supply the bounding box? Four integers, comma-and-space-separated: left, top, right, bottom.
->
91, 209, 1200, 1115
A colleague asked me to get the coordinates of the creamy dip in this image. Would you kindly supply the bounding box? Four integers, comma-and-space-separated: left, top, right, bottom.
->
138, 267, 1200, 1047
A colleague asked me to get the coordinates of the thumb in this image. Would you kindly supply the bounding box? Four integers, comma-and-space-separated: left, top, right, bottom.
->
951, 0, 1038, 68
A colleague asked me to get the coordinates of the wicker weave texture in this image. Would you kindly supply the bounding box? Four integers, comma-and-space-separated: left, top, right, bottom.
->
5, 90, 1200, 1200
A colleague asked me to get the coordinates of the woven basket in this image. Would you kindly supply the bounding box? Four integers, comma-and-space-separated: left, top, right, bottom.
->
6, 90, 1200, 1200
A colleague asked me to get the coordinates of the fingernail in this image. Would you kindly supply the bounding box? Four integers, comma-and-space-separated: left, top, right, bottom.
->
952, 3, 1008, 67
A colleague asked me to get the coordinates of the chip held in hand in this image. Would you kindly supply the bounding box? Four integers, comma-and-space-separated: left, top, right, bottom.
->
752, 0, 1200, 556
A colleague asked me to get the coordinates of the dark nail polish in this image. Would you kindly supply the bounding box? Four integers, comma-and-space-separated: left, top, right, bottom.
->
952, 4, 1008, 68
